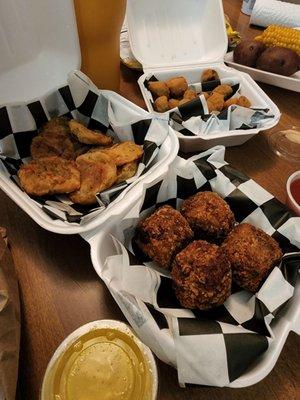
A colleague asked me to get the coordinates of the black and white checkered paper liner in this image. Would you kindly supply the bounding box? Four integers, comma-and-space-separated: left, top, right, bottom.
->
0, 73, 169, 224
101, 145, 300, 387
144, 75, 275, 136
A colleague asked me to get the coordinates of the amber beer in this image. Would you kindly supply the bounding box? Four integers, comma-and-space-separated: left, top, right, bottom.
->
73, 0, 126, 91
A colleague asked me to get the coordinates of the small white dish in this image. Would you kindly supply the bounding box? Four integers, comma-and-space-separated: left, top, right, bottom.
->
287, 170, 300, 216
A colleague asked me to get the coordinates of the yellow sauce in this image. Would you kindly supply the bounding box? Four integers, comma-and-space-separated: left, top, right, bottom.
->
42, 328, 154, 400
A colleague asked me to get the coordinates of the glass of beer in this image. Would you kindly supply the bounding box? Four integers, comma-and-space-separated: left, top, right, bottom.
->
73, 0, 126, 92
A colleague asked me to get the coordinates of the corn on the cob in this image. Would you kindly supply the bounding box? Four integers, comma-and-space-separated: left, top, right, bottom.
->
255, 25, 300, 55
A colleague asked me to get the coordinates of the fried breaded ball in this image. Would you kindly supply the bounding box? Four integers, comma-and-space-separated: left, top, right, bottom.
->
180, 191, 235, 242
201, 69, 220, 83
135, 205, 194, 270
237, 96, 251, 108
18, 156, 80, 196
166, 77, 188, 98
212, 84, 233, 99
171, 240, 232, 310
224, 97, 239, 109
31, 117, 75, 160
178, 98, 191, 107
168, 98, 180, 109
70, 157, 117, 205
183, 89, 198, 100
103, 141, 143, 166
154, 96, 169, 112
69, 119, 113, 146
148, 81, 170, 99
221, 223, 283, 292
207, 92, 225, 113
116, 161, 138, 184
202, 92, 210, 100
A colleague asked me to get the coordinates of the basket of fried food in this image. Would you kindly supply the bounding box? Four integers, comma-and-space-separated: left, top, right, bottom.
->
18, 117, 143, 206
97, 146, 299, 388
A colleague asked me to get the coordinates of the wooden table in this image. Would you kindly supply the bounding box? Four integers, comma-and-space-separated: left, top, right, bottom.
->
2, 1, 299, 399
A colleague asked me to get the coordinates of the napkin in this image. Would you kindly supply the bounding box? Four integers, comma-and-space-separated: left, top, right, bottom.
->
250, 0, 300, 28
0, 229, 20, 400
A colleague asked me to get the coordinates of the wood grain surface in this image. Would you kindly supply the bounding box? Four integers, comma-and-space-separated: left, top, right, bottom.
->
1, 0, 299, 399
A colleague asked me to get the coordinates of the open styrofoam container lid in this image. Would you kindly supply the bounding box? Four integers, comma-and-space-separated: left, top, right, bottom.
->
126, 0, 228, 71
0, 0, 80, 105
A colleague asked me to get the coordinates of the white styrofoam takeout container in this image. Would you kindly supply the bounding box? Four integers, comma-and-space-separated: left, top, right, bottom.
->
0, 1, 179, 235
126, 0, 281, 152
224, 51, 300, 93
82, 170, 300, 389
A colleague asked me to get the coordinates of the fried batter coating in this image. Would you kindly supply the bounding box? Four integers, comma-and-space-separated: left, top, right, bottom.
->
135, 205, 194, 270
202, 92, 210, 100
31, 117, 75, 160
237, 96, 251, 108
154, 96, 169, 112
166, 77, 188, 98
178, 98, 191, 106
168, 98, 180, 109
76, 149, 113, 165
180, 191, 235, 242
18, 156, 80, 196
207, 92, 225, 113
102, 141, 143, 166
171, 240, 232, 310
69, 119, 113, 146
224, 97, 239, 109
221, 223, 282, 292
212, 84, 233, 99
148, 81, 170, 99
183, 89, 198, 100
116, 161, 138, 184
201, 69, 220, 83
70, 158, 117, 205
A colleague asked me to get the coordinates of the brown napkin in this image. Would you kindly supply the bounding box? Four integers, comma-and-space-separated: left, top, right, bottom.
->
0, 228, 20, 400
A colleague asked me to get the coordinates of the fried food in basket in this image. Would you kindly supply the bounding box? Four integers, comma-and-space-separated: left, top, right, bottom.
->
135, 205, 194, 270
148, 81, 170, 99
18, 156, 80, 196
202, 92, 210, 100
168, 98, 180, 109
116, 161, 139, 184
207, 92, 224, 113
171, 240, 232, 310
31, 117, 75, 160
183, 89, 198, 100
212, 84, 233, 99
237, 96, 252, 108
224, 96, 252, 109
154, 96, 170, 113
224, 97, 239, 109
180, 191, 235, 243
69, 119, 113, 146
102, 141, 143, 166
166, 77, 188, 98
221, 223, 283, 292
178, 98, 191, 106
201, 69, 220, 83
70, 157, 117, 205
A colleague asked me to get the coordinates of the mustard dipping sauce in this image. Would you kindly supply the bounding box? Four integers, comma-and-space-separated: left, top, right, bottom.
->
42, 328, 154, 400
